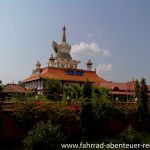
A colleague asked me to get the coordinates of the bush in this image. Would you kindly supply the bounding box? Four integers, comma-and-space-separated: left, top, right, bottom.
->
120, 124, 141, 144
23, 121, 64, 150
13, 100, 49, 130
92, 95, 115, 127
48, 108, 80, 135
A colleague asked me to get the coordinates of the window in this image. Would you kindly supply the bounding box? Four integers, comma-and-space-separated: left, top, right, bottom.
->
65, 70, 83, 76
76, 71, 83, 76
66, 70, 74, 75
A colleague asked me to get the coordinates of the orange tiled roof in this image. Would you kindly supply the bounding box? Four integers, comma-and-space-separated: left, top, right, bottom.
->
94, 81, 131, 91
23, 73, 40, 82
22, 67, 106, 83
95, 81, 150, 95
3, 84, 28, 93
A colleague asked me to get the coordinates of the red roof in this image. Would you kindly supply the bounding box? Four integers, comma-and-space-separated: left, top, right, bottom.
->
94, 81, 133, 91
111, 91, 134, 95
22, 67, 106, 83
3, 84, 28, 93
95, 81, 150, 96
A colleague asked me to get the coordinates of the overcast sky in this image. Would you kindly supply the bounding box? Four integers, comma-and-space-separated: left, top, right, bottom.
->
0, 0, 150, 84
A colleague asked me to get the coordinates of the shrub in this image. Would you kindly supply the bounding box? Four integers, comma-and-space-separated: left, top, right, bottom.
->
92, 95, 115, 125
23, 121, 64, 150
13, 100, 49, 130
48, 108, 80, 135
120, 124, 141, 144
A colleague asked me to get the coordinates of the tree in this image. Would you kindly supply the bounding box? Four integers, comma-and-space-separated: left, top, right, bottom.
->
92, 89, 115, 135
80, 100, 93, 135
69, 84, 81, 99
0, 80, 3, 93
80, 80, 93, 138
134, 79, 140, 100
82, 79, 92, 99
0, 80, 3, 99
43, 79, 63, 101
137, 78, 149, 122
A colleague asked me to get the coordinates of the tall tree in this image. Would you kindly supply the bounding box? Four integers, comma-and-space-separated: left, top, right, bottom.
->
137, 78, 149, 122
0, 80, 3, 93
134, 79, 140, 100
82, 79, 92, 99
80, 80, 93, 138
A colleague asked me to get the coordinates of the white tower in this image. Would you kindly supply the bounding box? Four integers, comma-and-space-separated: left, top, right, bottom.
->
48, 54, 55, 67
86, 59, 93, 71
52, 26, 80, 69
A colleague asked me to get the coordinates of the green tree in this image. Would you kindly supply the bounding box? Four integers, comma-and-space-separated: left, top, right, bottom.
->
134, 79, 140, 100
0, 80, 3, 100
23, 121, 63, 150
80, 100, 93, 138
0, 80, 3, 93
137, 78, 149, 122
82, 79, 92, 99
69, 84, 81, 99
43, 79, 63, 101
80, 80, 93, 138
92, 89, 115, 135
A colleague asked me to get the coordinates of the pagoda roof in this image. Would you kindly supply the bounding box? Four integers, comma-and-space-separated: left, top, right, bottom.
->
22, 67, 106, 83
3, 84, 28, 93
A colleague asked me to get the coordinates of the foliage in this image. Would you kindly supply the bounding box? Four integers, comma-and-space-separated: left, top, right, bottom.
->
120, 124, 141, 144
0, 80, 3, 93
0, 80, 3, 99
134, 79, 140, 100
80, 101, 93, 130
43, 79, 63, 101
25, 92, 36, 100
93, 86, 110, 99
135, 78, 149, 122
92, 87, 113, 118
92, 97, 115, 121
91, 91, 118, 134
7, 93, 26, 102
66, 84, 81, 99
48, 107, 79, 131
13, 100, 49, 130
82, 79, 92, 99
23, 121, 64, 150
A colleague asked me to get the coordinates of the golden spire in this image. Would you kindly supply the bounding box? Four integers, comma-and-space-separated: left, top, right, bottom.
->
61, 25, 66, 42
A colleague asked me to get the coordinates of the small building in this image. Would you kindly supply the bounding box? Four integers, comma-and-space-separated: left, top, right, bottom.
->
3, 84, 28, 94
95, 81, 150, 101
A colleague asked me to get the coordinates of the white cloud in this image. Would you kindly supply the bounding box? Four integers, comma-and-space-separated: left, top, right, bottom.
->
71, 42, 111, 57
96, 64, 113, 72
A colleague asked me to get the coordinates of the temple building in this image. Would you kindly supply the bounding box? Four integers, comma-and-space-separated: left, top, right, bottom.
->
94, 81, 150, 101
22, 26, 105, 91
